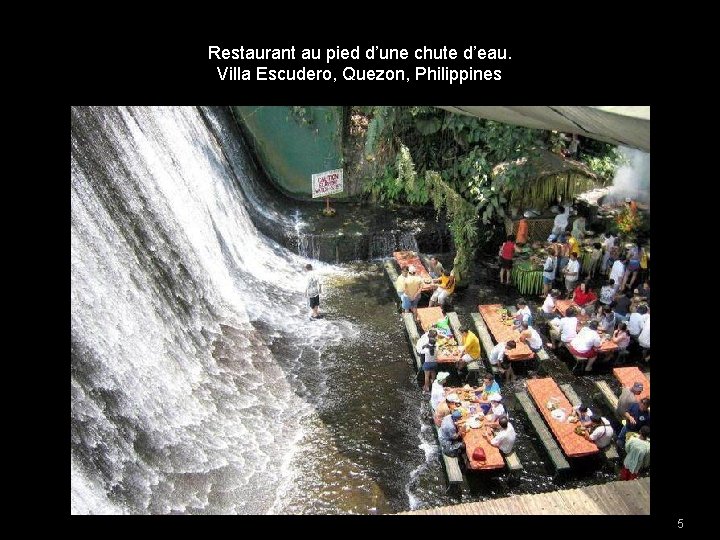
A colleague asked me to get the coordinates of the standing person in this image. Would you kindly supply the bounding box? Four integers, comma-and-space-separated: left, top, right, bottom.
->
639, 244, 650, 285
627, 304, 648, 353
563, 252, 581, 293
638, 312, 650, 363
601, 233, 616, 275
402, 265, 424, 321
457, 326, 481, 378
542, 248, 557, 297
616, 381, 644, 419
516, 217, 529, 247
420, 334, 438, 393
394, 266, 408, 299
622, 244, 641, 292
304, 263, 322, 319
571, 214, 586, 242
617, 397, 650, 450
609, 258, 627, 292
551, 205, 570, 239
611, 290, 633, 324
498, 234, 519, 285
427, 256, 445, 279
587, 242, 603, 278
555, 235, 570, 286
620, 426, 650, 480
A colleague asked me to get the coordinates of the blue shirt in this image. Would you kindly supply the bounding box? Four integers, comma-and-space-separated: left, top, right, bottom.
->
483, 381, 501, 395
626, 403, 650, 431
439, 414, 458, 443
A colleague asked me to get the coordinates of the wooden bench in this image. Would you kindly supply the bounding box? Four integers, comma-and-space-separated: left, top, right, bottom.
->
433, 425, 464, 487
383, 259, 402, 305
560, 383, 619, 462
504, 450, 523, 474
470, 312, 498, 377
595, 380, 619, 413
402, 313, 423, 371
515, 391, 571, 475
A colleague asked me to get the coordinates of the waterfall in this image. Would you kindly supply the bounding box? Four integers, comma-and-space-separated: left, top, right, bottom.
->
70, 106, 351, 514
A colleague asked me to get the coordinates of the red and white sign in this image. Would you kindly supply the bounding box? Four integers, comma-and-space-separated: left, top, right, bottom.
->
311, 168, 343, 198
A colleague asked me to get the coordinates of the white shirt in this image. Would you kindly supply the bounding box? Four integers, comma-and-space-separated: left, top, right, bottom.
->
570, 327, 601, 353
488, 402, 506, 421
564, 259, 580, 279
415, 332, 431, 355
517, 305, 531, 323
491, 422, 517, 454
627, 312, 645, 336
638, 315, 650, 348
588, 417, 614, 449
599, 285, 615, 305
524, 327, 543, 350
603, 235, 615, 251
305, 272, 321, 298
551, 316, 578, 342
609, 260, 625, 284
488, 342, 507, 366
543, 256, 556, 280
430, 380, 445, 411
542, 295, 556, 314
554, 208, 570, 231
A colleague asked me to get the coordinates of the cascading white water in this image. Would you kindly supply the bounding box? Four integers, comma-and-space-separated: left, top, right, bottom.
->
70, 106, 352, 514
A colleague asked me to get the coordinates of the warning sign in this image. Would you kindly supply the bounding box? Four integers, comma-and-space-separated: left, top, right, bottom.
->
311, 169, 343, 198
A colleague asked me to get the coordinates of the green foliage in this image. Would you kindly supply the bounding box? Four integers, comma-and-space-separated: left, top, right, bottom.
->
357, 106, 622, 279
583, 147, 624, 181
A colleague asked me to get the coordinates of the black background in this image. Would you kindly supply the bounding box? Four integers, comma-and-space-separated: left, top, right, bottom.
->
55, 22, 685, 530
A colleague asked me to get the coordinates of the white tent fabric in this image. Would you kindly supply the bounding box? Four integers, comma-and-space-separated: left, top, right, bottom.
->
440, 106, 650, 152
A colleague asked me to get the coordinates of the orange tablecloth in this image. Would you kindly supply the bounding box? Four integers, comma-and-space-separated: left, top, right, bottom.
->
444, 387, 504, 470
554, 300, 617, 353
417, 306, 444, 333
478, 304, 534, 361
613, 367, 650, 400
526, 378, 599, 458
554, 300, 589, 323
436, 345, 462, 364
393, 251, 435, 292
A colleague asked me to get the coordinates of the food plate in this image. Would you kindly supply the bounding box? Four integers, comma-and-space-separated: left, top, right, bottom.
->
466, 417, 482, 429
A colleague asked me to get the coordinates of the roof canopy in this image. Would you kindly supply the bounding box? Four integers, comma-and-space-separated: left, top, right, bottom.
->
440, 106, 650, 152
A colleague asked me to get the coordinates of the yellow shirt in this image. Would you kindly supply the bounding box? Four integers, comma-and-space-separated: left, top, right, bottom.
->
439, 274, 456, 295
463, 331, 481, 360
403, 275, 423, 297
568, 236, 580, 257
395, 274, 406, 294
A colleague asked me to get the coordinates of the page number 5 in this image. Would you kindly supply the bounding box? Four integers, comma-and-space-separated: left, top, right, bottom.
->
678, 519, 684, 529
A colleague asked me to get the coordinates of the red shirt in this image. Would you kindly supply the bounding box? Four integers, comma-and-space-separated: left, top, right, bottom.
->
573, 286, 597, 306
500, 241, 516, 260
